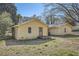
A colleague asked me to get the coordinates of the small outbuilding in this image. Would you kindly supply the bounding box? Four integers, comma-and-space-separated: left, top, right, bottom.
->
13, 18, 48, 40
49, 23, 73, 35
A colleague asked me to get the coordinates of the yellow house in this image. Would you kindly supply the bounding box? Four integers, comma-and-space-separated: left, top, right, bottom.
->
49, 23, 73, 35
13, 18, 48, 40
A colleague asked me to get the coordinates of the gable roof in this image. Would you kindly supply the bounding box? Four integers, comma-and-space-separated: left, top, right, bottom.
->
13, 18, 48, 27
49, 22, 72, 28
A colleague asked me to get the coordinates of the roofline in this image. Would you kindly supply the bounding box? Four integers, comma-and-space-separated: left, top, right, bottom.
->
49, 22, 72, 28
12, 18, 48, 27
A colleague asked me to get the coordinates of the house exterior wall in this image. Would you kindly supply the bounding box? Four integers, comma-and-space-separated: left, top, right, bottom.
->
49, 24, 72, 35
15, 20, 48, 40
71, 26, 79, 35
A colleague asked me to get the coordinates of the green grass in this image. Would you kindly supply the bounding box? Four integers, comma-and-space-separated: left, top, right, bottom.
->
48, 49, 78, 56
0, 38, 79, 56
0, 40, 5, 46
52, 34, 79, 38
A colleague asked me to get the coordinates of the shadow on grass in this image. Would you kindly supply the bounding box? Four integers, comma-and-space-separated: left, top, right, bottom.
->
5, 39, 53, 46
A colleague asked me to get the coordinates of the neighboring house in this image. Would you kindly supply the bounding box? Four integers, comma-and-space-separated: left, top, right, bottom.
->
48, 22, 73, 35
13, 18, 48, 40
72, 26, 79, 35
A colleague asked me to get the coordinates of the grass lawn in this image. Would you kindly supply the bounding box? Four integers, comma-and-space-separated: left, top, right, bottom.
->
52, 34, 79, 38
0, 37, 79, 56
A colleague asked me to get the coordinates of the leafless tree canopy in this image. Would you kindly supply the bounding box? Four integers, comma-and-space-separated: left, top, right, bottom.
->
43, 3, 79, 25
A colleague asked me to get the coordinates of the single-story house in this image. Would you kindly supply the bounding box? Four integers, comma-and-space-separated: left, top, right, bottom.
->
72, 26, 79, 35
48, 22, 73, 35
13, 18, 48, 40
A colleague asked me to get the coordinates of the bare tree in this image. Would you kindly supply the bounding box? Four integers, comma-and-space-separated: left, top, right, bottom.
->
43, 3, 79, 25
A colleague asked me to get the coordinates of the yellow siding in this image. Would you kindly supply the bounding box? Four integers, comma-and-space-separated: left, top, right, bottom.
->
15, 20, 48, 40
49, 24, 72, 35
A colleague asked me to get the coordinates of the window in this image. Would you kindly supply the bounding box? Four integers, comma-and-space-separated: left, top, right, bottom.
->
28, 27, 31, 33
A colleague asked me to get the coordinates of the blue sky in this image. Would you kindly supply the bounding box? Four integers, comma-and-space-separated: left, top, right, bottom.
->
15, 3, 44, 17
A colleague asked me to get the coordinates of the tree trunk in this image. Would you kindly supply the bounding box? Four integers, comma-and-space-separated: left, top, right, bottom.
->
12, 27, 15, 39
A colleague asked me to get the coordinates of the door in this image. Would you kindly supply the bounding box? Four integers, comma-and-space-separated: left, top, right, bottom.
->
39, 27, 43, 37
